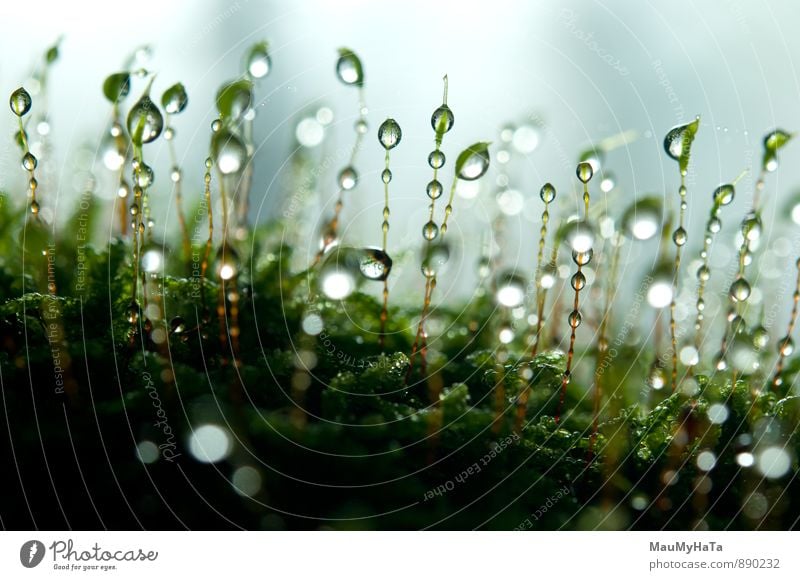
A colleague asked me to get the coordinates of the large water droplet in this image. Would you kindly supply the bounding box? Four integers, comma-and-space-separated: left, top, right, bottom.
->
422, 220, 439, 241
216, 80, 253, 122
576, 162, 594, 184
212, 129, 248, 175
428, 150, 445, 169
336, 48, 364, 86
247, 41, 271, 79
127, 95, 164, 145
455, 142, 490, 181
673, 226, 687, 246
426, 180, 443, 200
338, 166, 358, 190
647, 272, 673, 308
540, 183, 556, 203
161, 83, 188, 115
431, 105, 454, 135
713, 183, 735, 206
9, 87, 32, 117
21, 152, 37, 171
729, 277, 751, 302
495, 271, 526, 307
378, 118, 402, 150
663, 117, 700, 173
358, 247, 392, 281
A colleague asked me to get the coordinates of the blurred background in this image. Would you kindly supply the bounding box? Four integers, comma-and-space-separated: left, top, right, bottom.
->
1, 0, 800, 323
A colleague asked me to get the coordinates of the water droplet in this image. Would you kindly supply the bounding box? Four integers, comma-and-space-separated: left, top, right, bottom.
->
564, 220, 595, 253
358, 247, 392, 281
673, 227, 687, 246
714, 183, 735, 206
568, 310, 582, 328
426, 180, 443, 200
378, 118, 402, 150
170, 316, 187, 334
212, 129, 247, 175
216, 80, 253, 122
697, 265, 710, 282
338, 166, 358, 190
9, 87, 32, 117
495, 271, 526, 307
708, 216, 722, 233
753, 326, 769, 349
381, 168, 392, 184
428, 150, 445, 169
127, 95, 164, 145
161, 83, 188, 115
140, 243, 166, 274
540, 182, 556, 203
422, 220, 439, 241
743, 214, 762, 241
572, 249, 593, 266
336, 49, 364, 85
664, 117, 700, 173
576, 161, 594, 183
136, 163, 154, 188
421, 241, 450, 278
171, 166, 182, 182
102, 72, 131, 104
21, 152, 37, 171
247, 42, 271, 79
571, 271, 586, 290
729, 277, 751, 302
431, 105, 454, 134
355, 119, 368, 134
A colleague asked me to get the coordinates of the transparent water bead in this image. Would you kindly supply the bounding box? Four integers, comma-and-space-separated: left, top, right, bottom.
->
127, 95, 164, 145
455, 142, 490, 181
336, 48, 364, 86
378, 118, 402, 150
161, 83, 188, 115
9, 87, 32, 117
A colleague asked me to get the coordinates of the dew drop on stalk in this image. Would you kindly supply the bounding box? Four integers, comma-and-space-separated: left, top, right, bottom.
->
713, 183, 735, 206
428, 150, 445, 169
753, 326, 769, 349
540, 263, 557, 289
663, 117, 700, 174
136, 163, 154, 188
495, 271, 526, 308
729, 277, 751, 302
455, 142, 491, 181
426, 180, 443, 200
779, 336, 795, 356
358, 247, 392, 281
161, 83, 188, 115
422, 220, 439, 241
212, 129, 247, 175
21, 152, 37, 171
338, 166, 358, 190
336, 48, 364, 86
9, 87, 32, 117
568, 310, 582, 328
381, 168, 392, 184
378, 118, 402, 149
622, 197, 662, 241
127, 95, 164, 145
672, 226, 687, 246
540, 183, 556, 203
576, 161, 594, 184
247, 42, 271, 79
431, 105, 454, 134
648, 364, 667, 390
571, 271, 587, 291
